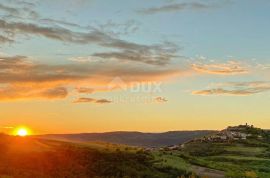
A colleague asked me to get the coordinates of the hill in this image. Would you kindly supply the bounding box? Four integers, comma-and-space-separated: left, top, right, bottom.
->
0, 134, 197, 178
155, 124, 270, 178
36, 130, 214, 147
2, 125, 270, 178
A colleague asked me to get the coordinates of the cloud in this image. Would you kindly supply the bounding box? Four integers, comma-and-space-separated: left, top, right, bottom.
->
155, 96, 168, 103
0, 1, 186, 102
0, 2, 39, 19
0, 126, 14, 129
0, 55, 183, 101
0, 4, 20, 16
76, 87, 95, 94
192, 81, 270, 96
0, 85, 68, 101
0, 1, 179, 66
73, 97, 95, 103
41, 87, 68, 99
3, 0, 37, 7
192, 61, 248, 75
95, 99, 112, 104
0, 18, 178, 65
0, 19, 100, 44
38, 18, 84, 29
0, 55, 181, 83
0, 35, 14, 43
95, 20, 140, 36
138, 2, 217, 15
73, 97, 112, 104
92, 49, 176, 66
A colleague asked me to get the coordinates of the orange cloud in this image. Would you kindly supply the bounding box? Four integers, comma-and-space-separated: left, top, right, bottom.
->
192, 61, 248, 75
73, 97, 112, 104
155, 96, 168, 103
76, 87, 95, 94
192, 82, 270, 96
0, 55, 183, 101
0, 85, 68, 101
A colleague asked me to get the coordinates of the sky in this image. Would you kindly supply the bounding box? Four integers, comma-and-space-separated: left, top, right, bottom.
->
0, 0, 270, 134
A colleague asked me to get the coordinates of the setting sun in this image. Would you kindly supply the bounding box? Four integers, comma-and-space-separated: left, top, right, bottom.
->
17, 128, 28, 137
13, 127, 31, 137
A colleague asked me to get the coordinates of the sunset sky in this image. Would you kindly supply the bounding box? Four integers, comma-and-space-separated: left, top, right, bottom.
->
1, 0, 270, 134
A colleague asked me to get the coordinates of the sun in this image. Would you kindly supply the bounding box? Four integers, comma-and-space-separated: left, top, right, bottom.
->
17, 128, 28, 137
14, 127, 31, 137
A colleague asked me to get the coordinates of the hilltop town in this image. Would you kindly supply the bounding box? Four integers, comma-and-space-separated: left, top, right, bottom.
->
192, 123, 264, 143
183, 124, 267, 144
144, 125, 270, 177
156, 124, 269, 151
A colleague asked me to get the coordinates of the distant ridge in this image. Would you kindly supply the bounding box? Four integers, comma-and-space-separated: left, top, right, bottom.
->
36, 130, 216, 147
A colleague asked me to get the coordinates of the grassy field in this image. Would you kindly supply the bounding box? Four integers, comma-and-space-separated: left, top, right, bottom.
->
151, 151, 191, 171
150, 140, 270, 178
0, 134, 194, 178
2, 136, 269, 178
1, 126, 270, 178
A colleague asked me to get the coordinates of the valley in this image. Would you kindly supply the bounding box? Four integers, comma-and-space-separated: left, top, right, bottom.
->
0, 124, 270, 178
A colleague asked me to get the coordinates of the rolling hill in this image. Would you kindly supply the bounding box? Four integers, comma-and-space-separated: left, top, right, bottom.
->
36, 130, 215, 147
156, 124, 270, 178
0, 134, 195, 178
1, 125, 270, 178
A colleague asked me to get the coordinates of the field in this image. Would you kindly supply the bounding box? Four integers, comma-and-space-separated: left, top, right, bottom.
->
151, 141, 270, 178
1, 126, 270, 178
0, 134, 193, 178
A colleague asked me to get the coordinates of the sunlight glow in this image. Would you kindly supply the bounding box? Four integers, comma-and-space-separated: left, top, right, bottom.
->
15, 127, 30, 137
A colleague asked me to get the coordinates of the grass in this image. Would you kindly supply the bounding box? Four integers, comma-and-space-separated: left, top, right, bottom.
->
147, 140, 270, 178
74, 134, 270, 178
225, 145, 266, 153
76, 141, 140, 152
224, 145, 267, 157
1, 129, 270, 178
40, 138, 141, 153
151, 151, 191, 171
179, 143, 270, 178
0, 135, 192, 178
208, 155, 270, 161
